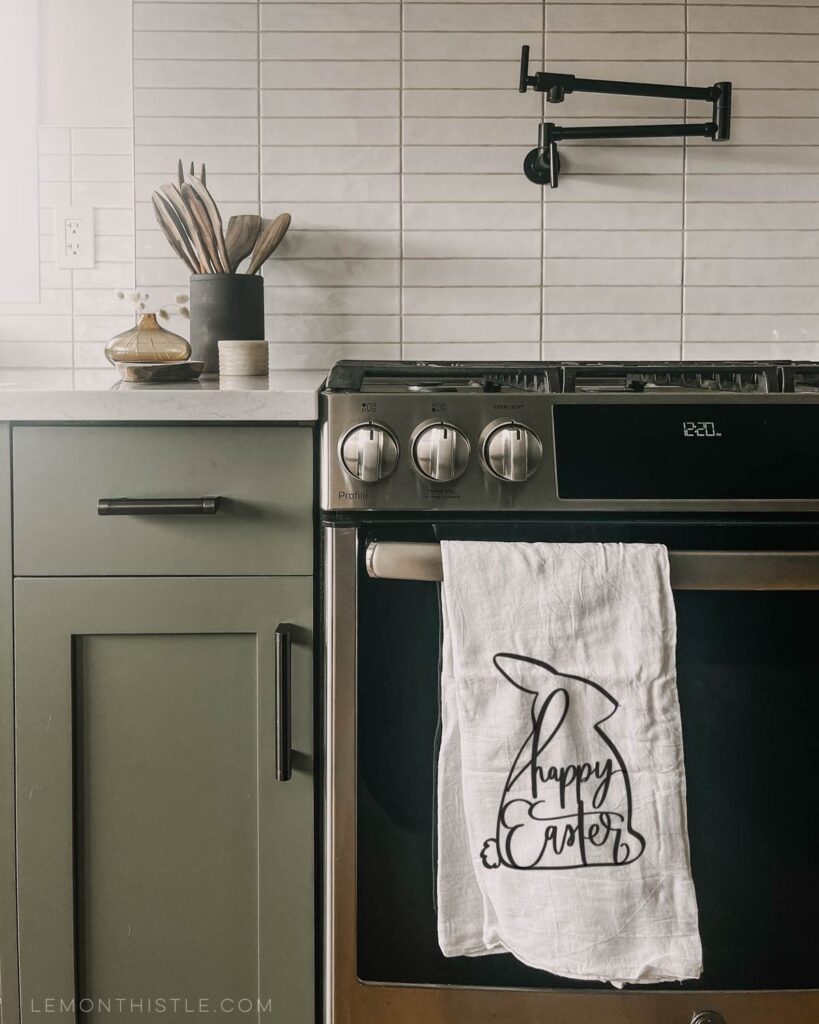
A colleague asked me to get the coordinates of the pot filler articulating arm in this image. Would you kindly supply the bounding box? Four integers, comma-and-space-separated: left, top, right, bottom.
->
518, 45, 732, 188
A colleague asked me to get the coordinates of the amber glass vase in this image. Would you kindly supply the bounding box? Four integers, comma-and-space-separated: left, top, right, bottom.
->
105, 313, 191, 365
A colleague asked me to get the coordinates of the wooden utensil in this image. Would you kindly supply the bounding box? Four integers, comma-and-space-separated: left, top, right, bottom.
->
245, 213, 291, 275
158, 183, 206, 270
181, 182, 223, 273
225, 214, 261, 272
151, 193, 199, 273
184, 174, 230, 272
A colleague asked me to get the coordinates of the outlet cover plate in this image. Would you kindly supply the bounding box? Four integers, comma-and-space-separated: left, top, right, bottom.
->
56, 205, 95, 269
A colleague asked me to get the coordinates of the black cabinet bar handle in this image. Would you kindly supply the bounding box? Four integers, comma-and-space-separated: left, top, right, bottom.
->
275, 625, 292, 782
97, 497, 221, 516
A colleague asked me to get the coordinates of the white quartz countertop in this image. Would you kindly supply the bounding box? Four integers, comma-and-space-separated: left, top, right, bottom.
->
0, 369, 327, 422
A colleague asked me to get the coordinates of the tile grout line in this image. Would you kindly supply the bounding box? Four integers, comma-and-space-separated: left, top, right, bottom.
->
539, 0, 547, 359
681, 0, 688, 361
399, 0, 404, 360
68, 127, 76, 375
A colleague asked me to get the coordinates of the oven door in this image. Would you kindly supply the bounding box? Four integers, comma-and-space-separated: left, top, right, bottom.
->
324, 516, 819, 1024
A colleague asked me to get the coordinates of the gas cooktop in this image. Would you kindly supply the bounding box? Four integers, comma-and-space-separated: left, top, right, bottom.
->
326, 360, 819, 395
320, 360, 819, 513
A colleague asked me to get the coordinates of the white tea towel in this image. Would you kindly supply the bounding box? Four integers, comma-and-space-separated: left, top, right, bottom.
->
437, 541, 702, 985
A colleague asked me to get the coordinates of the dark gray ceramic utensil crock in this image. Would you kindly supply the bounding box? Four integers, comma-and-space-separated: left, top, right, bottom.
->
189, 273, 264, 374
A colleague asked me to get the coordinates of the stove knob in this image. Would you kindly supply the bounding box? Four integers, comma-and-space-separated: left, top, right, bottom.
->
339, 422, 399, 483
411, 421, 470, 482
480, 420, 542, 482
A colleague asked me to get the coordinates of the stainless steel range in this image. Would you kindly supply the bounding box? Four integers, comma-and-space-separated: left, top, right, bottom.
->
321, 360, 819, 1024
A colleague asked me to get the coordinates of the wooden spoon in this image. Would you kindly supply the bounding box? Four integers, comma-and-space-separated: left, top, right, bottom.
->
151, 192, 199, 273
225, 214, 261, 272
246, 213, 291, 275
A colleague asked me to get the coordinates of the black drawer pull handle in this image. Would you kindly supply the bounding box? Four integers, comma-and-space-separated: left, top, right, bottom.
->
97, 497, 221, 516
275, 625, 292, 782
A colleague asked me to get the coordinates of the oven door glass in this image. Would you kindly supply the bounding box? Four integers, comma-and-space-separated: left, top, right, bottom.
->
356, 517, 819, 991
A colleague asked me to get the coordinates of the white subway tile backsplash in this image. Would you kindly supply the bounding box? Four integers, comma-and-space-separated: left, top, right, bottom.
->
689, 6, 819, 35
686, 230, 819, 269
403, 259, 541, 287
134, 60, 259, 89
403, 117, 532, 145
136, 117, 258, 146
262, 3, 400, 32
262, 203, 399, 230
544, 285, 680, 314
685, 287, 819, 316
403, 60, 518, 89
545, 258, 680, 286
261, 32, 400, 61
265, 314, 400, 342
403, 89, 541, 118
685, 206, 819, 233
263, 117, 399, 145
135, 2, 259, 32
263, 146, 400, 174
404, 33, 542, 61
402, 174, 535, 202
0, 343, 73, 368
262, 60, 399, 90
265, 286, 399, 315
686, 259, 819, 288
134, 30, 258, 60
262, 90, 399, 118
404, 4, 543, 33
403, 230, 542, 258
405, 342, 541, 360
688, 35, 819, 62
546, 4, 685, 33
684, 315, 819, 344
135, 88, 258, 118
685, 176, 819, 202
267, 342, 401, 369
119, 0, 819, 368
136, 146, 258, 174
265, 259, 400, 287
281, 230, 400, 259
403, 202, 540, 230
264, 174, 399, 202
404, 286, 540, 315
542, 313, 681, 342
546, 33, 684, 61
403, 314, 540, 342
688, 62, 819, 91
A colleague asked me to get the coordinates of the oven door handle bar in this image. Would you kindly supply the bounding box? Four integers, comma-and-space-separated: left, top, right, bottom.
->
365, 542, 819, 591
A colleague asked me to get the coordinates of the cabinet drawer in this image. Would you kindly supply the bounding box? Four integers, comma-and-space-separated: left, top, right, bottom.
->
13, 425, 312, 576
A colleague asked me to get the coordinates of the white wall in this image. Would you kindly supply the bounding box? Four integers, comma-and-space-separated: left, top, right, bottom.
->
0, 0, 134, 372
39, 0, 132, 127
4, 0, 819, 370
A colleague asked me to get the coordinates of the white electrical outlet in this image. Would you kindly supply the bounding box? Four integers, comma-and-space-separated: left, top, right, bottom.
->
56, 205, 95, 269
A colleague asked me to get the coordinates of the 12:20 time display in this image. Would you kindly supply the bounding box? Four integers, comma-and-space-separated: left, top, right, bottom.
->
682, 421, 722, 438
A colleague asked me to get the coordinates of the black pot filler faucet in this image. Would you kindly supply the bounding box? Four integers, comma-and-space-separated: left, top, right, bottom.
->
518, 45, 732, 188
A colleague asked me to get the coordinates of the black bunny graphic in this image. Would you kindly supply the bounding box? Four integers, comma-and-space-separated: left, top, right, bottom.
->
481, 653, 646, 871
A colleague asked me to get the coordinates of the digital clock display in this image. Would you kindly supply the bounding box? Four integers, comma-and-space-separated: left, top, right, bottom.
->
682, 420, 722, 438
553, 403, 819, 499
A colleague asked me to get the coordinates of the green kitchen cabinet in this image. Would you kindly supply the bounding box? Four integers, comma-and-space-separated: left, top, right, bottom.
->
14, 575, 314, 1024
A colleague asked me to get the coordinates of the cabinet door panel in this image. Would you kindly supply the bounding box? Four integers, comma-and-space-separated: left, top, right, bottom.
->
15, 577, 313, 1024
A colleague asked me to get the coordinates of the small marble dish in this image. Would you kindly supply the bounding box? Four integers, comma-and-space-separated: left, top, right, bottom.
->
218, 339, 269, 377
116, 360, 204, 383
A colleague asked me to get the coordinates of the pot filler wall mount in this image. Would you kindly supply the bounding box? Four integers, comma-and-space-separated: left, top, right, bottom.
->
518, 45, 733, 187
